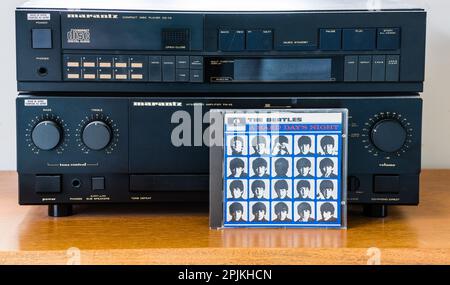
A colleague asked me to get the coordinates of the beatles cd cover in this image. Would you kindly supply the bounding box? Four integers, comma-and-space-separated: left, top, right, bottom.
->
210, 109, 348, 229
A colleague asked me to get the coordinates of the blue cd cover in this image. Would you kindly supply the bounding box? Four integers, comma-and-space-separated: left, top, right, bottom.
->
221, 110, 347, 228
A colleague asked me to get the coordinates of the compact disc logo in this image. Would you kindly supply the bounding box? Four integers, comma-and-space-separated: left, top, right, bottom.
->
67, 29, 91, 44
133, 102, 183, 107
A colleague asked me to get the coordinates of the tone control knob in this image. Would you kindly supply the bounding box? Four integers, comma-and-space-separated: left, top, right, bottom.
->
370, 119, 407, 153
31, 120, 62, 150
82, 121, 112, 151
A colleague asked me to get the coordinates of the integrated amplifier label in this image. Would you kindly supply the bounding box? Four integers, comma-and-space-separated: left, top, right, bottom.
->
27, 13, 50, 21
24, 99, 47, 107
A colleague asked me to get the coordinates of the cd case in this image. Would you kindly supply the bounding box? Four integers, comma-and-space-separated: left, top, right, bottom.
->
209, 109, 348, 229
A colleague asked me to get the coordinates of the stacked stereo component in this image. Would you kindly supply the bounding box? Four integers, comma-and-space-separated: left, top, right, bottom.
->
15, 0, 426, 217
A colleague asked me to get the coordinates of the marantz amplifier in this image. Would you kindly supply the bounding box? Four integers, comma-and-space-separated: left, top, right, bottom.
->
15, 0, 426, 218
17, 95, 422, 217
16, 0, 426, 93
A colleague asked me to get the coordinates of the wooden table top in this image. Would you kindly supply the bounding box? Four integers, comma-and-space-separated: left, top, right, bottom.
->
1, 170, 450, 265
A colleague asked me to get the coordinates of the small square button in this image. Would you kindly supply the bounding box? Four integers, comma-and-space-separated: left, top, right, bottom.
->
32, 29, 52, 49
176, 56, 189, 69
176, 69, 189, 82
92, 177, 105, 191
190, 56, 203, 69
374, 175, 400, 194
190, 69, 203, 82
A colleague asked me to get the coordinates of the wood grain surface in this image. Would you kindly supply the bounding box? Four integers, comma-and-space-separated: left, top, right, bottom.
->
0, 170, 450, 265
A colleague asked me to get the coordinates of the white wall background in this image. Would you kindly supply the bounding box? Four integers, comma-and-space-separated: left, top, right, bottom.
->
0, 0, 449, 170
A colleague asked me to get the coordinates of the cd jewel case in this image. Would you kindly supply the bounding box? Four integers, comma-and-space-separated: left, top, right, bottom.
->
210, 109, 348, 229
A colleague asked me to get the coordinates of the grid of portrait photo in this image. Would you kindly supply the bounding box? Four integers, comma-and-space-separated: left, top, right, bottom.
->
223, 114, 344, 228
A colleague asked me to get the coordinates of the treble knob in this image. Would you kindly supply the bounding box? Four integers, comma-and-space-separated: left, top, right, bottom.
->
82, 121, 112, 151
370, 119, 407, 153
31, 120, 62, 150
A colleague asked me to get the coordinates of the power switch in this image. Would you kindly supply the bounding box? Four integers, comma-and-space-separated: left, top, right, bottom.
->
32, 29, 52, 49
374, 175, 400, 194
35, 175, 61, 193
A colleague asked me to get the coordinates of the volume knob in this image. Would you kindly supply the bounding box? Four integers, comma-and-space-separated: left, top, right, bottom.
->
31, 120, 62, 150
370, 119, 407, 153
82, 121, 112, 151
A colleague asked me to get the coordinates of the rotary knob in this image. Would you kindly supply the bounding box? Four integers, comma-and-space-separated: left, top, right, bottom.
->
370, 119, 407, 153
31, 120, 62, 150
82, 121, 112, 151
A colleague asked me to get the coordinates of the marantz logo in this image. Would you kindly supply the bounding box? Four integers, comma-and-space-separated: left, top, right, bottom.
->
67, 13, 119, 19
133, 102, 183, 107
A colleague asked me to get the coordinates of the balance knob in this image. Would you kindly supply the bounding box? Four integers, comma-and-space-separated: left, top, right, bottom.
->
82, 121, 112, 151
31, 120, 62, 150
370, 119, 407, 153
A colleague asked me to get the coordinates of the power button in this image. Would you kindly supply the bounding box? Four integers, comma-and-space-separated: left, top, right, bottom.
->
32, 29, 52, 49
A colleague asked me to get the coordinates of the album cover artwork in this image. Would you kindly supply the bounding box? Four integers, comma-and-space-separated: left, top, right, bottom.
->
218, 110, 347, 229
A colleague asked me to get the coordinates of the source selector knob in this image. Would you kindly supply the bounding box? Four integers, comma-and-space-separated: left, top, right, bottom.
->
82, 121, 112, 151
31, 120, 62, 150
370, 119, 407, 153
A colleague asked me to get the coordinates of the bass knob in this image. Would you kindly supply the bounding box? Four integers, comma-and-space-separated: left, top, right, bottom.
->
31, 120, 62, 151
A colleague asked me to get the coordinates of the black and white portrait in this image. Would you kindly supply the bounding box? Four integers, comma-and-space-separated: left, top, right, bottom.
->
227, 157, 248, 178
294, 179, 315, 200
227, 179, 247, 200
294, 135, 315, 155
249, 201, 269, 222
249, 135, 270, 156
227, 202, 247, 223
317, 201, 338, 223
294, 202, 315, 222
271, 135, 292, 156
271, 179, 292, 200
249, 179, 270, 200
271, 157, 292, 178
250, 157, 270, 178
272, 202, 292, 222
227, 135, 248, 156
317, 157, 338, 178
318, 135, 338, 156
317, 180, 338, 200
294, 157, 315, 178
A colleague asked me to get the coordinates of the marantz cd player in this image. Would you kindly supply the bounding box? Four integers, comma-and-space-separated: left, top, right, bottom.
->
15, 0, 426, 218
16, 0, 426, 93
